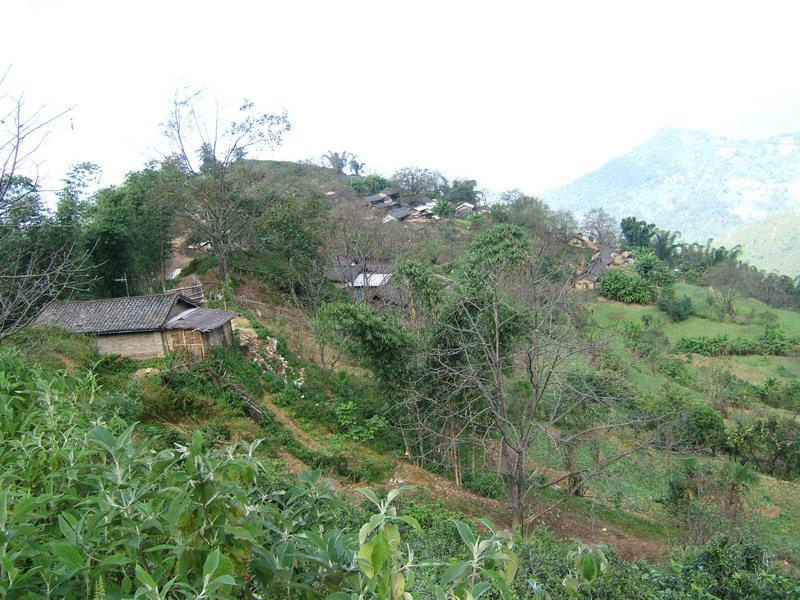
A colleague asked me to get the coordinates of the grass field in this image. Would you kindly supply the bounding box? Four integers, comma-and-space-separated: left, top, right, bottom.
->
566, 283, 800, 563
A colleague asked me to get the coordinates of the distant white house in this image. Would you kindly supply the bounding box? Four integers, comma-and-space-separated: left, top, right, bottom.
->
455, 202, 475, 217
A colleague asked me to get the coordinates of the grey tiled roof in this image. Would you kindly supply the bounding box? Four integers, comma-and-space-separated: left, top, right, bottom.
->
386, 206, 414, 220
32, 293, 197, 334
326, 258, 362, 284
578, 248, 615, 283
164, 308, 237, 332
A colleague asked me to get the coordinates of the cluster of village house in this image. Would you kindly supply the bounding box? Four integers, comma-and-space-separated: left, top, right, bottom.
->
361, 187, 477, 223
568, 233, 635, 290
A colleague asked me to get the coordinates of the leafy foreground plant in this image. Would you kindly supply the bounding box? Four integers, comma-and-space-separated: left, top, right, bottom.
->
1, 349, 610, 599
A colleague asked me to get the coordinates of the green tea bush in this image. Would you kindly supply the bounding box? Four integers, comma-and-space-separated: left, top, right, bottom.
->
678, 325, 796, 357
462, 470, 506, 499
657, 288, 693, 321
598, 269, 656, 304
658, 356, 691, 384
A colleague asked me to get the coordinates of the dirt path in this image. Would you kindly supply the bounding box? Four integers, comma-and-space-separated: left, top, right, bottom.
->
260, 394, 327, 452
255, 392, 669, 561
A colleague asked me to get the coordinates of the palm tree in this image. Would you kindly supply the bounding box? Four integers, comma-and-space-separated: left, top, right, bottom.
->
652, 229, 681, 262
322, 151, 351, 175
348, 157, 364, 176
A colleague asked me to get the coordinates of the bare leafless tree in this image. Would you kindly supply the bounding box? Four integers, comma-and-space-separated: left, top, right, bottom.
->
0, 67, 91, 339
407, 234, 642, 531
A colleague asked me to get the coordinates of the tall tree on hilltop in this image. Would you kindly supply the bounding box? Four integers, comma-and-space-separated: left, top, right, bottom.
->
348, 156, 364, 176
322, 150, 351, 175
164, 90, 290, 282
620, 216, 657, 248
446, 178, 482, 205
391, 167, 449, 198
582, 207, 618, 246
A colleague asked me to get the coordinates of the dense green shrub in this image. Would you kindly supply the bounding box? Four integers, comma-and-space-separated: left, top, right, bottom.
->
676, 335, 760, 356
657, 287, 693, 321
726, 416, 800, 478
461, 470, 506, 499
677, 326, 795, 356
618, 318, 669, 358
658, 356, 692, 384
349, 174, 389, 195
598, 269, 656, 304
636, 250, 676, 286
758, 378, 800, 412
682, 401, 727, 451
759, 323, 793, 356
181, 252, 217, 275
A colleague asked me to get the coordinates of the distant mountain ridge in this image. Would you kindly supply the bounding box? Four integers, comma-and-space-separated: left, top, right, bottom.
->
716, 210, 800, 276
542, 126, 800, 242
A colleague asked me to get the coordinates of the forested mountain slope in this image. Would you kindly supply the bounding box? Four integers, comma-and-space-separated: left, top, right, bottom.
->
716, 209, 800, 276
543, 127, 800, 241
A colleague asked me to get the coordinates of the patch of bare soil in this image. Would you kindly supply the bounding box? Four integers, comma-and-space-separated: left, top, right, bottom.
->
165, 235, 192, 275
390, 459, 670, 562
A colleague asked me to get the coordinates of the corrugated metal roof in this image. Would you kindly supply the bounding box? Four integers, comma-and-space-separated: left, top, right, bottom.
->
32, 293, 198, 334
352, 273, 392, 288
164, 307, 237, 332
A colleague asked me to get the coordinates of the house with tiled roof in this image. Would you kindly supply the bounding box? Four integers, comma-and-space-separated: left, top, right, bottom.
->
32, 292, 237, 359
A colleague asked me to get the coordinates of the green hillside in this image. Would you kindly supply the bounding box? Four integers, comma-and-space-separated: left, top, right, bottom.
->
585, 283, 800, 559
6, 122, 800, 596
716, 210, 800, 276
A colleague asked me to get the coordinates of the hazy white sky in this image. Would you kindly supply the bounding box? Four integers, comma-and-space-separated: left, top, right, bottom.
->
4, 0, 800, 197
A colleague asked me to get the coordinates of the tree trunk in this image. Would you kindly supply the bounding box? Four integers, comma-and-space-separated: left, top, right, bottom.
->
510, 448, 526, 532
450, 418, 462, 488
217, 248, 229, 282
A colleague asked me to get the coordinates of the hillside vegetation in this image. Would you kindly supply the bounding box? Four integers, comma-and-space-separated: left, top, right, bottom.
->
4, 90, 800, 597
543, 127, 800, 242
716, 209, 800, 276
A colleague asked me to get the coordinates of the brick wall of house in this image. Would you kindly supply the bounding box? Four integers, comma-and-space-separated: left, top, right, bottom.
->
95, 332, 166, 359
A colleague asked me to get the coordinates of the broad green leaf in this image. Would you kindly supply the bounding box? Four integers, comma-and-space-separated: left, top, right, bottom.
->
135, 565, 158, 591
441, 561, 470, 586
371, 531, 390, 573
1, 554, 18, 582
51, 541, 84, 570
396, 515, 422, 532
203, 548, 221, 580
504, 549, 519, 584
391, 571, 406, 598
359, 513, 383, 545
89, 426, 117, 453
580, 553, 598, 582
357, 542, 375, 579
452, 520, 476, 547
482, 568, 513, 599
356, 487, 382, 508
385, 523, 401, 546
224, 524, 258, 544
